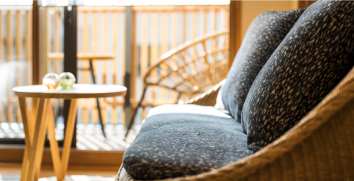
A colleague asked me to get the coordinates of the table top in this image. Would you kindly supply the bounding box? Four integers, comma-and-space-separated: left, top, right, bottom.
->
13, 84, 127, 99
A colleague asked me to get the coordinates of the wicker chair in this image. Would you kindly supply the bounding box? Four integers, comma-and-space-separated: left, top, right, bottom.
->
125, 30, 229, 138
116, 65, 354, 181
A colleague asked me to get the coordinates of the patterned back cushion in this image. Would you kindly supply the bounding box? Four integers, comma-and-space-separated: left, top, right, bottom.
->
221, 9, 305, 121
243, 0, 354, 152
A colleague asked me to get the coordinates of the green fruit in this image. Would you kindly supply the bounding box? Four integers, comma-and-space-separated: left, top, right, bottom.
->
60, 79, 75, 89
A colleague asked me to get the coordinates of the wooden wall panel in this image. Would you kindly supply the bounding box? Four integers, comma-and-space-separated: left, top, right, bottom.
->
228, 1, 241, 68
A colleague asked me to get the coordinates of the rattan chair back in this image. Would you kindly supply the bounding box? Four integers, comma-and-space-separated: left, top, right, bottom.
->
144, 30, 229, 94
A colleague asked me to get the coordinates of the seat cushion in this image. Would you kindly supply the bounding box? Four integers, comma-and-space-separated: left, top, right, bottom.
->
123, 112, 252, 180
147, 104, 231, 118
220, 9, 305, 122
242, 0, 354, 152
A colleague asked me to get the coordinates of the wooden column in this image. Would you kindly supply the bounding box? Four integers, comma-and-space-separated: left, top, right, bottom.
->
32, 1, 40, 84
124, 6, 135, 128
63, 6, 78, 148
297, 0, 317, 9
228, 1, 242, 69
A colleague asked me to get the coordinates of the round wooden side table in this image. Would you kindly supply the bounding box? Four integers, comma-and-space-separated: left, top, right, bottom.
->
13, 84, 127, 181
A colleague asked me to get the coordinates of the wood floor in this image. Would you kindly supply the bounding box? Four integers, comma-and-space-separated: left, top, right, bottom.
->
0, 122, 140, 151
0, 163, 118, 180
0, 123, 141, 180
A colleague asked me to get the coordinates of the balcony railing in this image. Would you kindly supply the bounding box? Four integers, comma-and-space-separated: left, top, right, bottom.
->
0, 5, 229, 139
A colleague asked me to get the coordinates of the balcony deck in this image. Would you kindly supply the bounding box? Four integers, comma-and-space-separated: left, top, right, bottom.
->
0, 122, 139, 151
0, 5, 229, 154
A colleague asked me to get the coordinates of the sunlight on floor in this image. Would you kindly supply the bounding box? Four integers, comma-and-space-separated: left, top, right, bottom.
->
39, 175, 113, 181
0, 175, 114, 181
0, 163, 118, 181
0, 174, 19, 181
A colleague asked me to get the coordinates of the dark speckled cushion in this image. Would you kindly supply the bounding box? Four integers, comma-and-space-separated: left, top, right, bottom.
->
243, 0, 354, 152
221, 9, 305, 121
123, 113, 252, 180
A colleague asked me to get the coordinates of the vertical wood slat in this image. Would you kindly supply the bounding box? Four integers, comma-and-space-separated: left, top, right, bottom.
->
101, 12, 109, 125
91, 11, 98, 124
150, 12, 159, 101
170, 12, 178, 102
190, 11, 198, 73
130, 9, 137, 124
50, 9, 62, 126
0, 11, 2, 121
160, 12, 168, 103
212, 9, 219, 65
82, 11, 90, 84
111, 106, 117, 126
16, 11, 22, 62
0, 12, 2, 64
53, 11, 61, 52
81, 11, 89, 125
121, 12, 126, 125
181, 10, 187, 101
111, 12, 118, 79
16, 10, 23, 123
25, 10, 32, 85
204, 9, 208, 34
213, 8, 218, 31
209, 8, 217, 69
7, 11, 13, 62
46, 9, 51, 73
140, 12, 148, 82
53, 10, 61, 74
102, 12, 108, 85
140, 12, 148, 120
224, 7, 229, 29
6, 11, 13, 122
111, 12, 118, 125
192, 12, 199, 93
192, 11, 198, 38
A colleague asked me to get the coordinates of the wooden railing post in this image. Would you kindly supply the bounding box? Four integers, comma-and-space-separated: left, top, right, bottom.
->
228, 1, 241, 69
297, 0, 317, 9
32, 0, 41, 85
63, 5, 78, 148
124, 6, 135, 128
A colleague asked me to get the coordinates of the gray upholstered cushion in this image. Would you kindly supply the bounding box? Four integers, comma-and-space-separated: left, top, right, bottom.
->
123, 113, 251, 180
243, 0, 354, 152
147, 104, 231, 118
221, 9, 305, 122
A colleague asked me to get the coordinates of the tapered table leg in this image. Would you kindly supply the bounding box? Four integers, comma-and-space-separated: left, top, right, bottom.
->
34, 99, 50, 181
26, 99, 49, 181
18, 97, 30, 181
46, 100, 64, 181
61, 99, 77, 178
19, 98, 39, 181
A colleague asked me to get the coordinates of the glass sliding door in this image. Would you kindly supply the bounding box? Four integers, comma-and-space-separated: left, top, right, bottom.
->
0, 4, 33, 144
